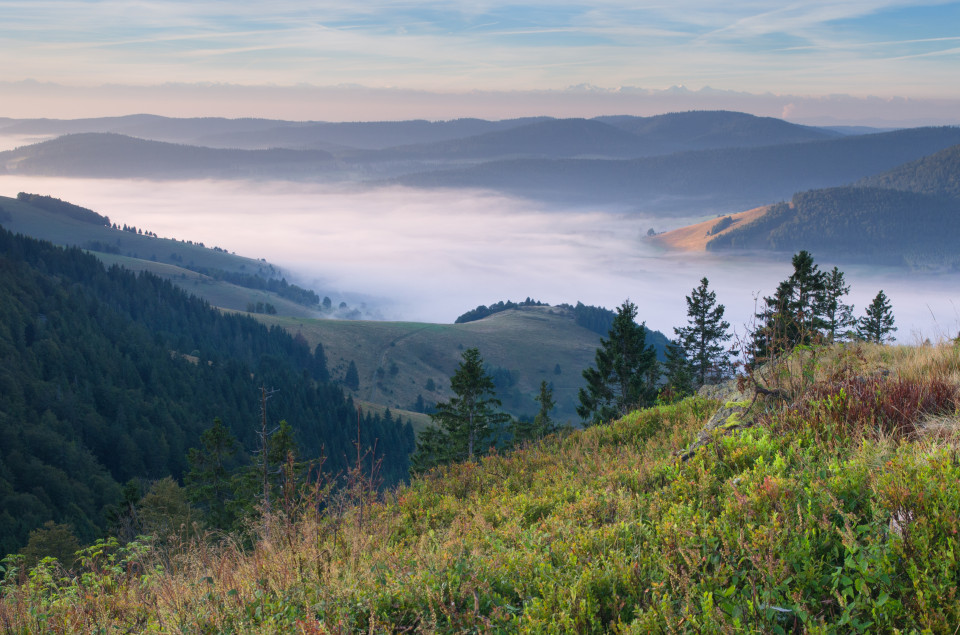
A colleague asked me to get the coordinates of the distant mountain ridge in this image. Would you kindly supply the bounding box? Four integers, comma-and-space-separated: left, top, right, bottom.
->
3, 113, 958, 214
397, 126, 960, 213
0, 111, 838, 153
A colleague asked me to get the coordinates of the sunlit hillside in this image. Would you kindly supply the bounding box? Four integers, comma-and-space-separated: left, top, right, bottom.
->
5, 342, 960, 632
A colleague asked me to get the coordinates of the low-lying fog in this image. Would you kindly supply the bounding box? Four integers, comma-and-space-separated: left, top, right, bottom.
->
3, 175, 959, 343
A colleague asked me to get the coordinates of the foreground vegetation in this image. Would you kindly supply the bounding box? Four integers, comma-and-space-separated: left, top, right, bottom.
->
3, 341, 960, 632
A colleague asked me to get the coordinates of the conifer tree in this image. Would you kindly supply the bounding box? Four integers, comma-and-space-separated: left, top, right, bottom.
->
577, 300, 658, 425
410, 348, 510, 473
662, 339, 694, 399
344, 360, 360, 391
533, 380, 558, 439
820, 267, 855, 342
674, 277, 731, 387
754, 250, 828, 359
857, 290, 897, 343
185, 417, 239, 530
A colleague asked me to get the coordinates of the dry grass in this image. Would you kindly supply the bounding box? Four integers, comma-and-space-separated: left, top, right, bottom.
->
651, 206, 770, 252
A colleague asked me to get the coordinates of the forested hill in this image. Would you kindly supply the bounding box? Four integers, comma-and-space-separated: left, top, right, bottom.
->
858, 143, 960, 199
705, 187, 960, 267
704, 143, 960, 267
0, 227, 414, 556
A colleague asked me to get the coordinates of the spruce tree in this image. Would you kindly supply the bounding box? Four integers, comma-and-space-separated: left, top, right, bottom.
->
533, 380, 558, 439
674, 277, 731, 387
185, 417, 239, 530
754, 250, 828, 359
857, 290, 897, 343
410, 348, 510, 473
577, 300, 658, 425
344, 360, 360, 391
662, 339, 694, 399
820, 267, 855, 342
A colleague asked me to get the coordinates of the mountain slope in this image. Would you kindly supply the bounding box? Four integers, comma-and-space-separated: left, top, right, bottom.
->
0, 227, 415, 555
6, 343, 960, 631
0, 193, 326, 317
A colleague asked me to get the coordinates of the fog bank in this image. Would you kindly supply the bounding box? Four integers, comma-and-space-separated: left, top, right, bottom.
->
2, 175, 958, 342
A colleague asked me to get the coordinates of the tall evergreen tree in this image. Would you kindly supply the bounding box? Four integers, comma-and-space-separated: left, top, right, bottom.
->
532, 380, 558, 439
410, 348, 510, 473
577, 300, 658, 425
344, 360, 360, 391
819, 267, 855, 342
511, 380, 558, 445
674, 277, 731, 386
185, 418, 239, 530
754, 250, 828, 359
858, 290, 897, 343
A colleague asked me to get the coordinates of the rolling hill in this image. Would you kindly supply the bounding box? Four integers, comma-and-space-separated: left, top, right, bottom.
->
255, 306, 669, 425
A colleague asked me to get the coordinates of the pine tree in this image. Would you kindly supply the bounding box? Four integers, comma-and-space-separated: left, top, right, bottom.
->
857, 290, 897, 343
577, 299, 658, 425
410, 348, 510, 473
674, 277, 731, 387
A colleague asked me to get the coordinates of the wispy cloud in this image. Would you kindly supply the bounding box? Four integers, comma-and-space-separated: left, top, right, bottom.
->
1, 1, 959, 102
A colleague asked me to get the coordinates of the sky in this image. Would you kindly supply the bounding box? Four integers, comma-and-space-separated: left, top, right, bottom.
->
3, 1, 960, 123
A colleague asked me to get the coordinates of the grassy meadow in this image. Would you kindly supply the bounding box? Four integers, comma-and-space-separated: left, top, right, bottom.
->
258, 306, 603, 423
4, 341, 960, 632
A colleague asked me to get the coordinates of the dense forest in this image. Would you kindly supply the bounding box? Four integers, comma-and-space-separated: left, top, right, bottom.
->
0, 227, 414, 556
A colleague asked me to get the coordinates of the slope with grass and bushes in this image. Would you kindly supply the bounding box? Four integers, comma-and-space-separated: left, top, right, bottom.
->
5, 341, 960, 632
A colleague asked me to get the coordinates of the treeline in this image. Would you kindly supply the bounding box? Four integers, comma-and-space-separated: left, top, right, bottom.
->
454, 298, 547, 323
453, 298, 614, 335
199, 268, 321, 306
0, 227, 414, 556
16, 192, 111, 226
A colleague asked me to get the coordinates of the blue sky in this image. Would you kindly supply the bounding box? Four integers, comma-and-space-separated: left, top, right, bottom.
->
2, 1, 959, 121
